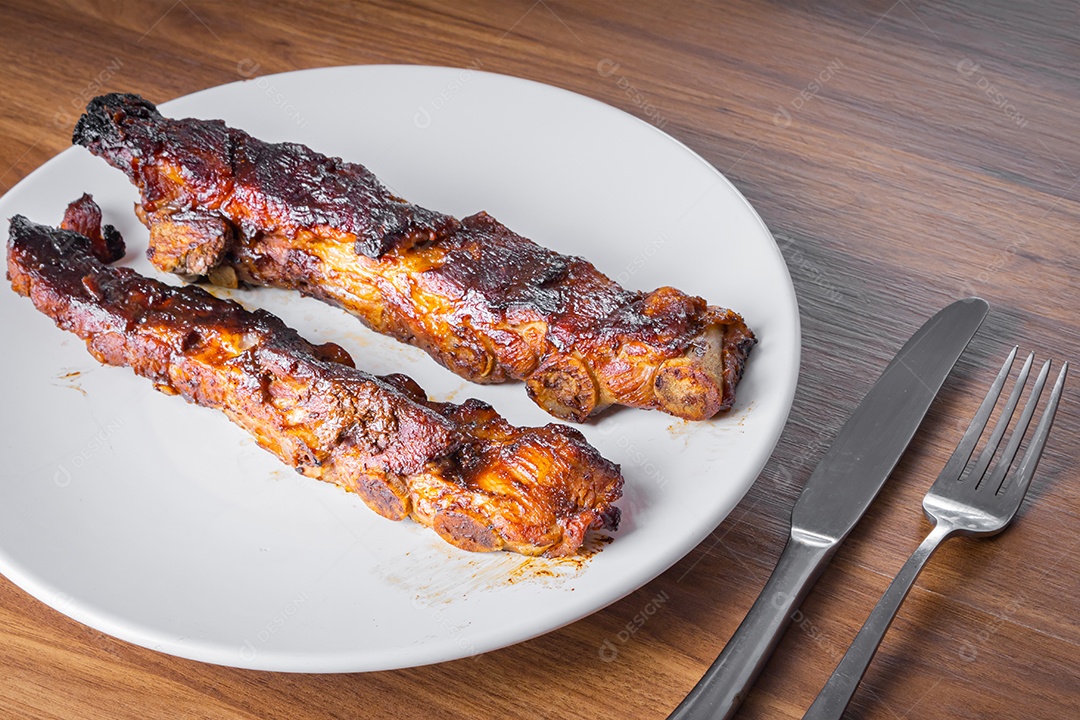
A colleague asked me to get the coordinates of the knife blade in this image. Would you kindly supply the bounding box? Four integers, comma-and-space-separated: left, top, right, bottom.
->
668, 297, 989, 720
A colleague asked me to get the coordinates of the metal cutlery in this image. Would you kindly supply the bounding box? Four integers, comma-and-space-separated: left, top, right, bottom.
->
668, 298, 989, 720
804, 348, 1068, 720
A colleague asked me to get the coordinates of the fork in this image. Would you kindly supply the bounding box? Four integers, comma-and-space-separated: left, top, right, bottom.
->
803, 348, 1068, 720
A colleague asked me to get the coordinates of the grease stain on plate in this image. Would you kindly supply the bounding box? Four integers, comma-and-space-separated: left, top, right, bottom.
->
666, 400, 755, 446
434, 382, 470, 403
376, 533, 611, 605
53, 367, 90, 396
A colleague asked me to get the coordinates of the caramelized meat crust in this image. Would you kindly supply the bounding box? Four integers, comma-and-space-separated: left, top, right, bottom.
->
6, 204, 622, 556
74, 93, 756, 422
72, 95, 456, 259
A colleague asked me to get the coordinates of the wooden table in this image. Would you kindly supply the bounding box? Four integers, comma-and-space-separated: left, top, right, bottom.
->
2, 1, 1077, 717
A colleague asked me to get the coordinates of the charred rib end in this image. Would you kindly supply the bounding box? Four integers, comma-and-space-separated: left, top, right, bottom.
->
654, 313, 757, 420
73, 93, 162, 174
60, 194, 126, 263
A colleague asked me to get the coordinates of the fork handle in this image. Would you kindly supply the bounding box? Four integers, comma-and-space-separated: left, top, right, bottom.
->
803, 522, 955, 720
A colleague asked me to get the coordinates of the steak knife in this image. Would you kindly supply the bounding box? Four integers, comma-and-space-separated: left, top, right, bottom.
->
668, 297, 990, 720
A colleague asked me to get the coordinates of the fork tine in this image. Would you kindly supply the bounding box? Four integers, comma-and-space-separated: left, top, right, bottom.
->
937, 347, 1017, 483
985, 359, 1052, 494
1000, 362, 1068, 501
966, 352, 1034, 487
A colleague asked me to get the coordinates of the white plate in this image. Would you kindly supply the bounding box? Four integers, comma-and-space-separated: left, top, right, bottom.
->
0, 65, 799, 672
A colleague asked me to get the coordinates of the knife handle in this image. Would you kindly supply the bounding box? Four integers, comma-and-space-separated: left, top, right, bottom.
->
668, 531, 836, 720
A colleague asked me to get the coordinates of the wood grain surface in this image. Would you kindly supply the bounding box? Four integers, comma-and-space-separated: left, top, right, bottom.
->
1, 1, 1077, 718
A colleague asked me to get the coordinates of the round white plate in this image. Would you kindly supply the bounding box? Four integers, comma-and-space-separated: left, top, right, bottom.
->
0, 65, 799, 672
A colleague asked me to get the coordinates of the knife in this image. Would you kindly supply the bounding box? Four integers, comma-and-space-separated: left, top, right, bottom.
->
668, 297, 990, 720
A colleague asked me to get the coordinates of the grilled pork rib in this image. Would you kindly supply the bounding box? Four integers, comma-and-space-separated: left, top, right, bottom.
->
7, 197, 622, 556
73, 93, 756, 422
